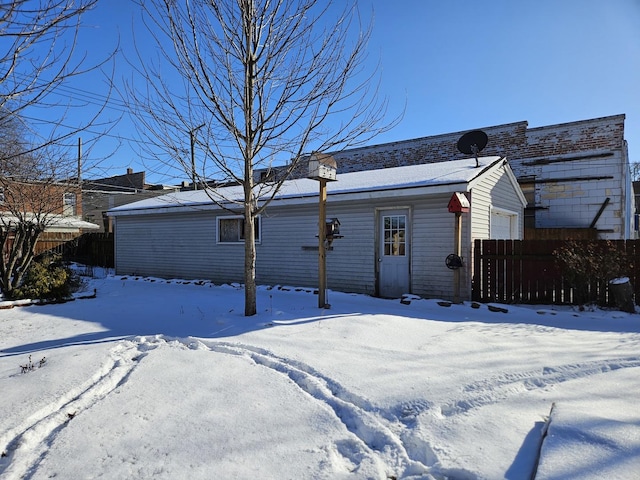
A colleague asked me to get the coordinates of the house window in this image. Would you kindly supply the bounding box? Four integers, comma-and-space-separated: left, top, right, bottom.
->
217, 215, 261, 243
63, 192, 77, 216
383, 214, 406, 256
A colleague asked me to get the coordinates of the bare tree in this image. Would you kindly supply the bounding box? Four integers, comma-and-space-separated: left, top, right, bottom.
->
0, 1, 115, 296
2, 1, 94, 115
0, 1, 117, 159
630, 162, 640, 182
129, 0, 396, 315
0, 113, 82, 295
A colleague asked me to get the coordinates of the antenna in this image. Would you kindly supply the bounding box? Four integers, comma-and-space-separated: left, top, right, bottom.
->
457, 130, 488, 167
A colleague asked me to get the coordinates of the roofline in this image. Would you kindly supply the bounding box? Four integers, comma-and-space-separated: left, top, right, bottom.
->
526, 113, 625, 133
326, 122, 529, 158
109, 157, 509, 217
467, 156, 527, 208
108, 179, 475, 217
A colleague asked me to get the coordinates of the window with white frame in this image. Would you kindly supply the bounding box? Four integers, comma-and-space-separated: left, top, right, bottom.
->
63, 192, 77, 216
217, 215, 261, 243
383, 214, 407, 256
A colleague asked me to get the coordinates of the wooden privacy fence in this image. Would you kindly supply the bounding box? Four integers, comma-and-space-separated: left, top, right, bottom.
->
4, 232, 81, 259
42, 232, 114, 268
34, 232, 80, 256
472, 239, 640, 306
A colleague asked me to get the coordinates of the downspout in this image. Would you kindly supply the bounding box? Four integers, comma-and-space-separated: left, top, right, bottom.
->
622, 140, 632, 239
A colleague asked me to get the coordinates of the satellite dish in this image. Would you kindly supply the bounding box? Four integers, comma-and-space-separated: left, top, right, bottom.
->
457, 130, 488, 167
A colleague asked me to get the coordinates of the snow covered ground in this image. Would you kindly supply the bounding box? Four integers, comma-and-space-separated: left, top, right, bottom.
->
1, 271, 639, 479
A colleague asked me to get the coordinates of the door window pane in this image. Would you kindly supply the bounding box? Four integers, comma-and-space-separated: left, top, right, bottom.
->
383, 214, 406, 256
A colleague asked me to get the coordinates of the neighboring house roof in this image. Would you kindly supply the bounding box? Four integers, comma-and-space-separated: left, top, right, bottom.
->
0, 213, 99, 231
83, 170, 147, 192
109, 156, 525, 216
48, 215, 100, 230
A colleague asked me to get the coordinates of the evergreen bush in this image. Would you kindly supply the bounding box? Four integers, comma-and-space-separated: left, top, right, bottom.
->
11, 255, 83, 301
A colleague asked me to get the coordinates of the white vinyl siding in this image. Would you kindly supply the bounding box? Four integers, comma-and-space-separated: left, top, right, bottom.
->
471, 163, 524, 241
411, 194, 470, 300
112, 159, 525, 302
115, 212, 228, 281
256, 203, 376, 295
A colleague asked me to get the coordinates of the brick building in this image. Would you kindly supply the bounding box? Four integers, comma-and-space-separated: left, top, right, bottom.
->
278, 114, 632, 239
82, 168, 180, 232
0, 179, 99, 257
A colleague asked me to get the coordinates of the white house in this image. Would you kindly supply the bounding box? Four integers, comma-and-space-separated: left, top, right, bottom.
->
108, 156, 526, 302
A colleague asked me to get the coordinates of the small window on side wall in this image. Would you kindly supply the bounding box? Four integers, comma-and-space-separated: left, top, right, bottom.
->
217, 216, 261, 243
63, 192, 77, 216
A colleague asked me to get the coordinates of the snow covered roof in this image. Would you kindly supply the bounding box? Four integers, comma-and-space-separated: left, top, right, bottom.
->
109, 156, 508, 215
0, 213, 100, 231
49, 216, 101, 230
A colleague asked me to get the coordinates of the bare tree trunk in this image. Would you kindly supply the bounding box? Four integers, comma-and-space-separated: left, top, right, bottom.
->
242, 169, 258, 314
0, 2, 113, 299
244, 200, 257, 316
130, 0, 398, 315
0, 224, 42, 296
242, 0, 258, 316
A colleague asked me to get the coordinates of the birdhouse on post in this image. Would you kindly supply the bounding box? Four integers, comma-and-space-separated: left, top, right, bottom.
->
308, 152, 338, 309
448, 192, 469, 304
308, 152, 337, 181
448, 192, 470, 213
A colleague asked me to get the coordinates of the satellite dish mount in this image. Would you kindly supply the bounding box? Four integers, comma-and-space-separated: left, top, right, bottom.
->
457, 130, 488, 167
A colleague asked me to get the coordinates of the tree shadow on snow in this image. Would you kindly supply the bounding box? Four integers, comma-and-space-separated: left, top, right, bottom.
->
2, 276, 640, 357
0, 278, 354, 356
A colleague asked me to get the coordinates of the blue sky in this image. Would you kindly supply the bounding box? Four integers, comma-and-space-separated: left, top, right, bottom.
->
39, 0, 640, 184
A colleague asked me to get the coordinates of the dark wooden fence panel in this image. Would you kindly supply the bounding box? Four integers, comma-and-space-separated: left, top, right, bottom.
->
41, 232, 114, 268
473, 239, 640, 306
64, 232, 114, 268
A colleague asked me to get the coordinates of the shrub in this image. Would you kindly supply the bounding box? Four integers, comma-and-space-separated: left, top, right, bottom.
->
554, 240, 634, 306
10, 255, 83, 301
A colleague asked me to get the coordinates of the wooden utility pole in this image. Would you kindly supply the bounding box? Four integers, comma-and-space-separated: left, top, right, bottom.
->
190, 124, 205, 190
77, 137, 82, 184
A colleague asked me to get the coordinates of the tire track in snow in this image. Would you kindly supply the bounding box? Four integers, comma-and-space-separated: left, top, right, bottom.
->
198, 340, 452, 480
0, 338, 154, 480
440, 356, 640, 417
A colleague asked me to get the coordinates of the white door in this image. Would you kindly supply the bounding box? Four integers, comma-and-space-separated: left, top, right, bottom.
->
379, 210, 410, 298
491, 210, 516, 239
